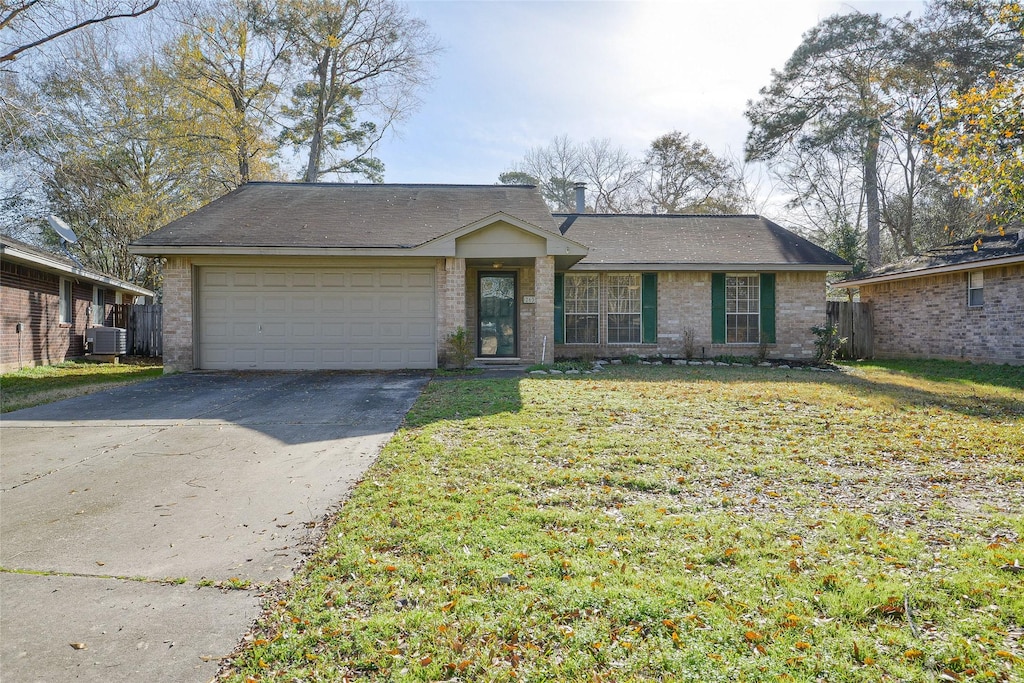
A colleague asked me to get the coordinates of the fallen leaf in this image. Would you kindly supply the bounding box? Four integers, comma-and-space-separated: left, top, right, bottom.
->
69, 642, 87, 650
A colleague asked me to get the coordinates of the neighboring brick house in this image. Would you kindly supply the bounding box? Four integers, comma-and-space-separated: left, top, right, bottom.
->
833, 230, 1024, 365
1, 235, 154, 372
131, 182, 850, 372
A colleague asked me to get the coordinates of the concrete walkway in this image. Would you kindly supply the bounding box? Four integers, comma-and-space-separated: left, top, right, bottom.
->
0, 371, 428, 682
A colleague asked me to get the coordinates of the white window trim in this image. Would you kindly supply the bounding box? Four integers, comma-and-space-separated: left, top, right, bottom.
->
606, 273, 642, 345
59, 277, 73, 324
967, 271, 984, 308
726, 273, 760, 345
92, 286, 105, 324
564, 273, 600, 345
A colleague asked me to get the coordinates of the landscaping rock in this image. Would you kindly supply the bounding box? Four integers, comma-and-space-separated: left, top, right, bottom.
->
529, 370, 547, 375
672, 360, 687, 366
549, 369, 563, 375
565, 369, 580, 375
611, 359, 622, 365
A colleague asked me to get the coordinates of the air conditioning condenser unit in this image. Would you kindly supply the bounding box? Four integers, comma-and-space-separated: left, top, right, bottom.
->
86, 326, 127, 355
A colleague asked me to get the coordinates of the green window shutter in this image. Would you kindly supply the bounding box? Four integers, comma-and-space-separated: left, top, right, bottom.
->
711, 273, 726, 344
641, 272, 658, 344
554, 273, 564, 344
760, 273, 776, 344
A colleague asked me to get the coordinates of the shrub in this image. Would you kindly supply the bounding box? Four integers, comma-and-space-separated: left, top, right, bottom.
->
811, 323, 847, 364
445, 326, 475, 370
683, 328, 696, 360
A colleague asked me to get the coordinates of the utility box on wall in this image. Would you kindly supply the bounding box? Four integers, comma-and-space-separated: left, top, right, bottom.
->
86, 326, 127, 355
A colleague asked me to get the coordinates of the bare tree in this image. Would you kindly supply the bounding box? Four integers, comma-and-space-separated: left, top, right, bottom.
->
642, 131, 743, 213
1, 0, 160, 64
277, 0, 439, 182
165, 0, 291, 184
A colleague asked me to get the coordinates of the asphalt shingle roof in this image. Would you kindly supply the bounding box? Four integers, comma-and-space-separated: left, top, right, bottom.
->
1, 234, 152, 294
133, 182, 561, 248
841, 228, 1024, 282
554, 214, 850, 268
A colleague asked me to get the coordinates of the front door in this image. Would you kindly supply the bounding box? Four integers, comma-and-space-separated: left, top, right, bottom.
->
478, 272, 517, 357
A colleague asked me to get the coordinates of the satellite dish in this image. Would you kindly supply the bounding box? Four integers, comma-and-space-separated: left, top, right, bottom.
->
47, 215, 79, 244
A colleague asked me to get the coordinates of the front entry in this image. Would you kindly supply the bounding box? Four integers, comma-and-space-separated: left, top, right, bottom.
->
478, 272, 517, 357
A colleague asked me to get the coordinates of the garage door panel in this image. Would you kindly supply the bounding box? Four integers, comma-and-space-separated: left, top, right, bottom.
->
233, 272, 258, 287
408, 322, 434, 339
198, 266, 435, 370
263, 272, 287, 287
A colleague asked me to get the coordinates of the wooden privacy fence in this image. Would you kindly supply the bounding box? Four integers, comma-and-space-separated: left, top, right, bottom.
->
827, 301, 873, 359
111, 304, 163, 357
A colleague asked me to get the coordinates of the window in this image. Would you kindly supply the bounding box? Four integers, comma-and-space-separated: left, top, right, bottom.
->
564, 274, 599, 344
92, 286, 105, 324
607, 274, 641, 344
726, 274, 760, 343
968, 271, 984, 307
59, 278, 73, 324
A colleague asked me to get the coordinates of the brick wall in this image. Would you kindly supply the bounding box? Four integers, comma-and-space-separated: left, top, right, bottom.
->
534, 256, 555, 364
460, 261, 549, 364
436, 257, 466, 366
161, 256, 194, 373
859, 264, 1024, 364
1, 260, 92, 372
557, 270, 827, 361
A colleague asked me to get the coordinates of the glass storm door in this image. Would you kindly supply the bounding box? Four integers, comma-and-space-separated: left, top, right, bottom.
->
478, 273, 517, 357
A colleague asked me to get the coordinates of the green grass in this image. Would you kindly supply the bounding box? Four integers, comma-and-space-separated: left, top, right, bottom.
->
225, 361, 1024, 682
0, 359, 163, 413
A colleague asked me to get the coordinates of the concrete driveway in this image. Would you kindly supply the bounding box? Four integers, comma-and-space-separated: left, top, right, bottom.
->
0, 370, 428, 682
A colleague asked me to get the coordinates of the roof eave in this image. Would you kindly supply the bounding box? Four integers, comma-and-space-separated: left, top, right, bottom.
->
569, 262, 851, 272
2, 244, 154, 297
832, 253, 1024, 288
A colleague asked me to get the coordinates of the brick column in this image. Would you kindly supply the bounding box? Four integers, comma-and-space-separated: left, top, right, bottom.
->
534, 255, 555, 364
437, 257, 466, 363
162, 256, 194, 373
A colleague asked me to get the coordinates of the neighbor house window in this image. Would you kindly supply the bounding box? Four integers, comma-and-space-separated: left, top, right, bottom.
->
967, 271, 984, 307
607, 274, 641, 344
564, 273, 599, 344
726, 274, 760, 343
92, 286, 105, 324
59, 278, 73, 324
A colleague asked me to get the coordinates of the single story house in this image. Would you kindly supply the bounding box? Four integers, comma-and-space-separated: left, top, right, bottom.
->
130, 182, 850, 372
833, 229, 1024, 365
1, 235, 155, 372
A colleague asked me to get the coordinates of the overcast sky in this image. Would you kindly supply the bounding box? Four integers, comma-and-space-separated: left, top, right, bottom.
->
374, 0, 925, 187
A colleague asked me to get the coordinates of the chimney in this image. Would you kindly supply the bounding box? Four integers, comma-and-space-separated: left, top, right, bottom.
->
574, 182, 586, 213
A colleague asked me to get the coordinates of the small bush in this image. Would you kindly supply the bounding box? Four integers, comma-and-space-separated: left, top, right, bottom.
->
811, 323, 847, 364
621, 354, 641, 365
445, 326, 475, 370
756, 340, 770, 363
682, 328, 696, 360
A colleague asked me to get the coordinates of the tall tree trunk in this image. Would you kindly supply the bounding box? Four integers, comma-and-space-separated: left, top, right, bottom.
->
302, 46, 332, 183
864, 121, 882, 267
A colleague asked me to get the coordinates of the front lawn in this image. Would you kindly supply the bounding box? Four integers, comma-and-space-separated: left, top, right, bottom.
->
0, 359, 163, 413
226, 362, 1024, 682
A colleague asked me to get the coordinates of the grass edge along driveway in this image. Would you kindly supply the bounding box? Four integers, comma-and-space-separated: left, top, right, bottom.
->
0, 359, 163, 413
225, 361, 1024, 682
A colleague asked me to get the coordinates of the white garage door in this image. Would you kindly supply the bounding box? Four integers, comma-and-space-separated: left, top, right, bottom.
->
197, 266, 436, 370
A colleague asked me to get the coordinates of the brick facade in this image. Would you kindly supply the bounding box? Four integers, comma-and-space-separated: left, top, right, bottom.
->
858, 264, 1024, 365
557, 270, 826, 361
161, 256, 195, 373
157, 258, 828, 371
0, 260, 119, 372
